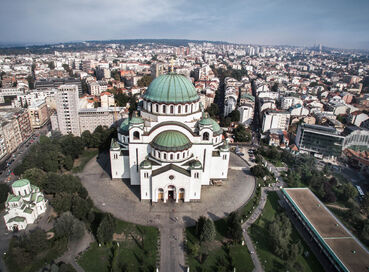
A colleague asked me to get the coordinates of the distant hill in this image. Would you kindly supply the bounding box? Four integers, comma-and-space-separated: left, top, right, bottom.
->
0, 38, 230, 55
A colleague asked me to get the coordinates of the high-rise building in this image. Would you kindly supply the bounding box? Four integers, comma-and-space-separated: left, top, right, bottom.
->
55, 85, 80, 136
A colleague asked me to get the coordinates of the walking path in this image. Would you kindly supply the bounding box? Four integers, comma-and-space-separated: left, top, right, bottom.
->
78, 152, 255, 272
56, 231, 94, 272
242, 187, 279, 272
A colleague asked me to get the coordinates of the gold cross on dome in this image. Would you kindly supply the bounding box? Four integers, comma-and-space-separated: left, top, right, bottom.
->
170, 58, 174, 73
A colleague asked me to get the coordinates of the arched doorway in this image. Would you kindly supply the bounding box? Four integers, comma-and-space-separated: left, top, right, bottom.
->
167, 185, 176, 201
178, 188, 185, 201
158, 188, 164, 201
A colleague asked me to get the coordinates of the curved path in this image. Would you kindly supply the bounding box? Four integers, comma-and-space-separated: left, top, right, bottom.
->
78, 152, 255, 272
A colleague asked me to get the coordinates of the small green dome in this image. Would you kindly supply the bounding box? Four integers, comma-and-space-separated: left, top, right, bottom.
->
129, 116, 144, 125
190, 160, 202, 169
199, 113, 222, 135
143, 73, 199, 104
119, 118, 130, 134
12, 179, 30, 188
140, 159, 152, 169
151, 130, 192, 151
129, 111, 144, 125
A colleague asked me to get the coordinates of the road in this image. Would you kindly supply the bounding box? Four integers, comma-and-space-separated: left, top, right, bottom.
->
0, 123, 49, 184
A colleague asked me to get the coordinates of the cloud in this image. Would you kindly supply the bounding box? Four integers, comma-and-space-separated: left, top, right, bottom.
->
0, 0, 368, 49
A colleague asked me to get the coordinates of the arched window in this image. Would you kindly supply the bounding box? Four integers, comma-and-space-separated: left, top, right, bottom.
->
170, 105, 174, 114
164, 153, 167, 160
191, 104, 193, 112
177, 153, 180, 160
156, 104, 159, 112
203, 132, 209, 141
133, 131, 140, 140
183, 152, 186, 158
185, 105, 188, 113
178, 105, 181, 114
170, 154, 173, 160
163, 105, 166, 114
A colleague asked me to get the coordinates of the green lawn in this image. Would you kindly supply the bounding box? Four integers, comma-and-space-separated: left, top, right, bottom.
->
186, 219, 254, 272
78, 219, 159, 272
249, 192, 323, 272
72, 149, 99, 173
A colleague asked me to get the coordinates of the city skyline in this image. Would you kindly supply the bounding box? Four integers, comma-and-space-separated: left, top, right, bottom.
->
1, 0, 369, 50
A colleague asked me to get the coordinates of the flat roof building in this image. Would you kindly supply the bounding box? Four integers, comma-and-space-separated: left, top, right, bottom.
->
282, 188, 369, 272
295, 124, 344, 158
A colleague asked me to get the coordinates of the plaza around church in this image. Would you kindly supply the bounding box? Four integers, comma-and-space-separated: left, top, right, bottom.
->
78, 151, 255, 271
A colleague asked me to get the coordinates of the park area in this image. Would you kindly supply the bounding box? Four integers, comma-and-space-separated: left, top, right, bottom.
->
186, 217, 254, 272
78, 219, 159, 272
248, 192, 323, 272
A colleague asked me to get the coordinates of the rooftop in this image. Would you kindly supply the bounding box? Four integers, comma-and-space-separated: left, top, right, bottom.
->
283, 188, 369, 272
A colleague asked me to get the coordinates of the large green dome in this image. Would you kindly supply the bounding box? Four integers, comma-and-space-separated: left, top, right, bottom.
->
151, 130, 192, 151
143, 73, 199, 104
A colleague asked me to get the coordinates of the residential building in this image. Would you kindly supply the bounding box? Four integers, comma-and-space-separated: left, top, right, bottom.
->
28, 100, 50, 128
262, 110, 290, 133
55, 85, 80, 136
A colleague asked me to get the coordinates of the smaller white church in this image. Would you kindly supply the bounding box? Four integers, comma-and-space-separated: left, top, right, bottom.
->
4, 179, 47, 231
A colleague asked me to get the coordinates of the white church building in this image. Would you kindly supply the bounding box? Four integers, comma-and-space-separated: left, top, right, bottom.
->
4, 179, 47, 231
110, 73, 230, 203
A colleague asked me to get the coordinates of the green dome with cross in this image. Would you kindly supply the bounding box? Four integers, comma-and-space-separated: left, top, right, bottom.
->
143, 73, 199, 104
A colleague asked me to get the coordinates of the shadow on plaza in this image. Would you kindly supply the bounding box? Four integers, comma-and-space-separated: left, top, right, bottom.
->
96, 151, 112, 177
96, 151, 141, 201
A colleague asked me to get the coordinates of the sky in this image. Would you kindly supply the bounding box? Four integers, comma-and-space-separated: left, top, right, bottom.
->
0, 0, 369, 49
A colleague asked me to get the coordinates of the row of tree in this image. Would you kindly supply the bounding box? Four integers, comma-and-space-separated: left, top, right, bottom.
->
14, 126, 115, 175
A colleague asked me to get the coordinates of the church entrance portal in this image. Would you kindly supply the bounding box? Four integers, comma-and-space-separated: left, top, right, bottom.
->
167, 185, 176, 201
168, 190, 174, 199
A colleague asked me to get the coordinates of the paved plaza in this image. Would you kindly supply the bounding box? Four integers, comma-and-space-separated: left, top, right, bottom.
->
78, 151, 255, 272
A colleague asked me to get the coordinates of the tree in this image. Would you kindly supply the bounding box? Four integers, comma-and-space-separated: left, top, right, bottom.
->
233, 124, 251, 142
26, 75, 35, 89
196, 216, 207, 238
54, 212, 85, 241
137, 75, 153, 87
206, 103, 219, 117
54, 212, 75, 238
341, 183, 358, 202
81, 130, 93, 148
199, 218, 215, 242
71, 195, 91, 220
48, 61, 55, 70
97, 213, 116, 243
23, 228, 49, 254
229, 110, 240, 122
51, 192, 73, 213
221, 117, 232, 127
268, 214, 292, 259
187, 242, 200, 257
0, 184, 10, 205
251, 165, 268, 178
226, 212, 243, 243
114, 93, 130, 107
271, 83, 279, 92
